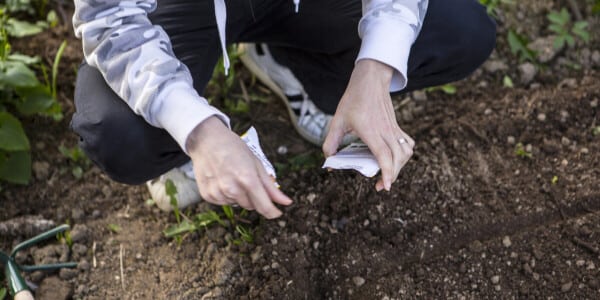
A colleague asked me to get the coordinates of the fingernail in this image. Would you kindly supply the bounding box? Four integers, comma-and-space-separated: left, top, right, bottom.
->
385, 181, 391, 191
375, 184, 382, 192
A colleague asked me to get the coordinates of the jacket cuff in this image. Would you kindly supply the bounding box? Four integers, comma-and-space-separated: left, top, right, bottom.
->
154, 84, 230, 154
356, 18, 415, 92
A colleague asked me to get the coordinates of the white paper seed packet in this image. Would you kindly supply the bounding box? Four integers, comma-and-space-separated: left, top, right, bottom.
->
241, 127, 279, 187
322, 143, 380, 177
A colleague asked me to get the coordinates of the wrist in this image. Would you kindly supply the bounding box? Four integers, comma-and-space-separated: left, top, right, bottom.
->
354, 59, 394, 86
185, 116, 229, 153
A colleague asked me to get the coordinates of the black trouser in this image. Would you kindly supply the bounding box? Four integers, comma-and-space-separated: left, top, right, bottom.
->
72, 0, 496, 184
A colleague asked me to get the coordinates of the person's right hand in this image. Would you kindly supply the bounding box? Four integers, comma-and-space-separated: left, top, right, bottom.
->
185, 117, 292, 219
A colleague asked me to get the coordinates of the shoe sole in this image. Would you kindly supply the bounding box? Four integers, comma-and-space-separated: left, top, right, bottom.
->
238, 44, 324, 146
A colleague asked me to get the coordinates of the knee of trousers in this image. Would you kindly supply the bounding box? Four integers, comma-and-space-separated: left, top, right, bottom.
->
456, 2, 497, 77
71, 64, 189, 185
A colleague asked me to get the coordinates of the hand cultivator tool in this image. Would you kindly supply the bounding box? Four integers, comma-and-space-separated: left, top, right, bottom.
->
1, 224, 77, 300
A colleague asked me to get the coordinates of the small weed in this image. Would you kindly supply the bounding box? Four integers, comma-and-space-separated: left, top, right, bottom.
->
479, 0, 514, 18
507, 30, 537, 62
551, 175, 558, 185
425, 84, 457, 95
0, 287, 6, 300
547, 8, 589, 49
59, 145, 90, 179
57, 230, 73, 248
594, 0, 600, 14
515, 143, 533, 159
235, 225, 254, 244
165, 179, 181, 224
503, 75, 514, 88
107, 223, 121, 233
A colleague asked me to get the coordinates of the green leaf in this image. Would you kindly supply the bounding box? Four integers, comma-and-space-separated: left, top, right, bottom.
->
222, 205, 234, 222
503, 75, 514, 88
553, 36, 565, 50
195, 210, 224, 227
6, 18, 46, 38
0, 61, 39, 88
565, 35, 575, 47
163, 220, 196, 237
0, 150, 31, 184
440, 84, 457, 94
47, 10, 58, 27
165, 179, 177, 198
0, 287, 6, 300
107, 223, 121, 233
0, 112, 30, 151
15, 85, 54, 115
507, 30, 536, 62
8, 53, 40, 65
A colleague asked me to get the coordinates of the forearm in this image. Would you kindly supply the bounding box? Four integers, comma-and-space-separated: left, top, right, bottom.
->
358, 0, 429, 91
73, 0, 229, 152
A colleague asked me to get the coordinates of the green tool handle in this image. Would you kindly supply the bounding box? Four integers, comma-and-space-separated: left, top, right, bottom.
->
5, 260, 29, 298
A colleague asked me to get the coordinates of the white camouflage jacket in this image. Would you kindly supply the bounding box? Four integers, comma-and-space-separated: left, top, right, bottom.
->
73, 0, 429, 152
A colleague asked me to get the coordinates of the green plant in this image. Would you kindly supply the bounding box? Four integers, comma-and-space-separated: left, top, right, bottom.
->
514, 142, 532, 159
479, 0, 514, 17
0, 9, 64, 184
0, 287, 7, 300
107, 223, 121, 233
503, 75, 514, 88
593, 126, 600, 136
59, 144, 90, 179
551, 175, 558, 185
165, 179, 181, 224
547, 8, 590, 49
507, 30, 537, 62
425, 83, 457, 95
593, 0, 600, 14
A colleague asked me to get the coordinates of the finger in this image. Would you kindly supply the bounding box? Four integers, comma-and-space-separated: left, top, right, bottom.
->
240, 175, 282, 219
322, 117, 345, 157
256, 161, 293, 206
383, 133, 405, 184
363, 135, 393, 191
399, 128, 416, 148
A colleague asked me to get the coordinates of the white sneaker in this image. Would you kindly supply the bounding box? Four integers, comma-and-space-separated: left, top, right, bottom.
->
146, 161, 201, 211
239, 43, 356, 146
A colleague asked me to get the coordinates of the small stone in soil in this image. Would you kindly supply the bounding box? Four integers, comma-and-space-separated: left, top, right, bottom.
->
561, 282, 573, 292
507, 136, 516, 145
352, 276, 365, 287
59, 268, 79, 280
502, 236, 512, 248
537, 113, 546, 122
491, 275, 500, 284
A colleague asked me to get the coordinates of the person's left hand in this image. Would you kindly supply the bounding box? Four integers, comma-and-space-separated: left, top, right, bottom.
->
323, 59, 415, 191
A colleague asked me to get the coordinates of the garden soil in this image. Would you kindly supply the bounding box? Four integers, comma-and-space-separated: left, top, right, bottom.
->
1, 2, 599, 299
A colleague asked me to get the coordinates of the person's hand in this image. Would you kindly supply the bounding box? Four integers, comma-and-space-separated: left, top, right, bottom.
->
323, 59, 415, 192
186, 117, 293, 218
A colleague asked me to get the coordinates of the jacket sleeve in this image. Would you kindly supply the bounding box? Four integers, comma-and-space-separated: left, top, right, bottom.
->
357, 0, 429, 92
73, 0, 230, 153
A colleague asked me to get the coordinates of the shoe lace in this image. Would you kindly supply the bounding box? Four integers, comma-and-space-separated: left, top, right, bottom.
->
298, 94, 329, 136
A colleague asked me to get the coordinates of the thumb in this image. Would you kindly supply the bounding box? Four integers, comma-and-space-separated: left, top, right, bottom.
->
322, 117, 345, 157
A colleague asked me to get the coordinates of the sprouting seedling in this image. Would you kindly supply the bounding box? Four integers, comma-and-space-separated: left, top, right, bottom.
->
547, 8, 589, 49
235, 225, 254, 244
222, 205, 235, 223
507, 30, 537, 63
515, 143, 533, 159
165, 179, 181, 224
107, 223, 121, 233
